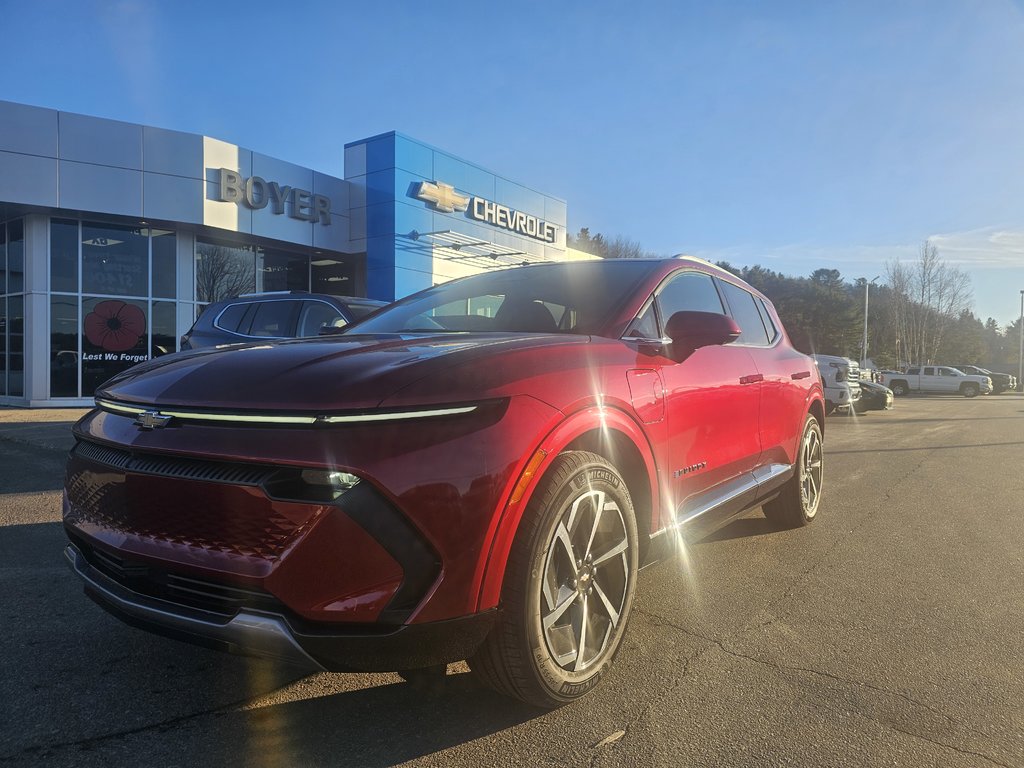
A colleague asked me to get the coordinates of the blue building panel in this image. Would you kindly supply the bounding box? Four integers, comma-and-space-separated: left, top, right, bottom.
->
393, 200, 434, 238
365, 134, 396, 172
394, 135, 434, 178
365, 169, 396, 208
432, 152, 496, 201
342, 128, 568, 302
495, 177, 547, 220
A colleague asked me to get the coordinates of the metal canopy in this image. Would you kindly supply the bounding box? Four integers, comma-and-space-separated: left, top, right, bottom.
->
408, 230, 549, 271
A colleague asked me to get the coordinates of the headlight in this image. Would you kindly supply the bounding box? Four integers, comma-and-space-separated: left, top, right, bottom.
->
265, 468, 363, 502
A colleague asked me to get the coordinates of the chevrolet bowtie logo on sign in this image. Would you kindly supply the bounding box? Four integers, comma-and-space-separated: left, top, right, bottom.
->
134, 411, 172, 430
414, 181, 470, 213
412, 179, 558, 243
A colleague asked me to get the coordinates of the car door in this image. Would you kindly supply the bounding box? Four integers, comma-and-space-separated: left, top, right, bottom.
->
921, 366, 939, 391
716, 281, 807, 471
938, 366, 964, 392
637, 270, 762, 532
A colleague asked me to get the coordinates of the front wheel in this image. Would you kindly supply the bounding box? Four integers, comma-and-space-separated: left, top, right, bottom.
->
961, 383, 979, 398
470, 451, 639, 708
890, 381, 908, 396
763, 414, 824, 529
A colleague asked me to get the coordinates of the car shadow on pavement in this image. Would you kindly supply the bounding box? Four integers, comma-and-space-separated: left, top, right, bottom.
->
698, 514, 778, 544
0, 520, 539, 766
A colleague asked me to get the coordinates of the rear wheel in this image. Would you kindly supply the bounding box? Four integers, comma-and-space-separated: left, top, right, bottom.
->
961, 383, 979, 398
469, 451, 638, 708
763, 415, 823, 529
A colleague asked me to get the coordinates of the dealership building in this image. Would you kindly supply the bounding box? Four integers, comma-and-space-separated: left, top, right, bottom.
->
0, 99, 581, 406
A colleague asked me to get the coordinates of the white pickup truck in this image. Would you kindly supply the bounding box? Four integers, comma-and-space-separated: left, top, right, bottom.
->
880, 366, 992, 397
812, 354, 861, 413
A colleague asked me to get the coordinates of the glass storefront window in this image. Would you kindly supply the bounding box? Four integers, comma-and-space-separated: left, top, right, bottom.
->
152, 301, 176, 358
50, 295, 79, 397
8, 220, 24, 294
8, 294, 23, 397
0, 224, 6, 295
311, 256, 358, 296
51, 219, 79, 293
0, 296, 6, 396
152, 229, 176, 298
81, 296, 148, 396
196, 238, 256, 302
259, 250, 308, 292
82, 222, 148, 297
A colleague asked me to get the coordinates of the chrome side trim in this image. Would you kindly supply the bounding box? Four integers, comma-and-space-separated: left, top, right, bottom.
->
64, 544, 325, 671
672, 463, 794, 529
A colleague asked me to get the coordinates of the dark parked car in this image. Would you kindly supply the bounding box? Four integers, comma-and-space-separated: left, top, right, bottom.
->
949, 364, 1016, 394
180, 292, 386, 350
63, 258, 826, 707
853, 380, 894, 412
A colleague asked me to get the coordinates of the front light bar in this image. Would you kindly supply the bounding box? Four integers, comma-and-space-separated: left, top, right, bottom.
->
95, 398, 478, 426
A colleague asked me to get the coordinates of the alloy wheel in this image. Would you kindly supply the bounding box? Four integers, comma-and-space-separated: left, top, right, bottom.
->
800, 427, 823, 517
540, 489, 630, 673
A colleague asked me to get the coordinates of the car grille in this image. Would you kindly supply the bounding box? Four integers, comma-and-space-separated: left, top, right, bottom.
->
73, 440, 273, 486
65, 441, 324, 564
71, 534, 285, 617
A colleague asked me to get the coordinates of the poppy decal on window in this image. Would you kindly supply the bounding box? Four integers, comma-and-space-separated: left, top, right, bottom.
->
84, 300, 146, 352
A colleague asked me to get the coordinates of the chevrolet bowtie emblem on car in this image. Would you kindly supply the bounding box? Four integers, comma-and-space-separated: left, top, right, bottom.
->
414, 181, 470, 213
134, 410, 172, 430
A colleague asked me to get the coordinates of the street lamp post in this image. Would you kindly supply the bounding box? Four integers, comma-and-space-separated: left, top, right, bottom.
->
862, 276, 880, 367
1018, 290, 1023, 392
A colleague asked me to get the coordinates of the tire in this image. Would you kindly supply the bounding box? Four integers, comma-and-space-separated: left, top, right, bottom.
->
763, 414, 824, 529
961, 383, 979, 398
469, 451, 639, 708
890, 381, 908, 396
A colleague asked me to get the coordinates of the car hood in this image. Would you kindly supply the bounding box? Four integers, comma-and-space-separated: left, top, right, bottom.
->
96, 333, 591, 411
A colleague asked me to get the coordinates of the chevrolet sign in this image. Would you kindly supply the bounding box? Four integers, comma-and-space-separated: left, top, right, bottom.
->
413, 179, 558, 243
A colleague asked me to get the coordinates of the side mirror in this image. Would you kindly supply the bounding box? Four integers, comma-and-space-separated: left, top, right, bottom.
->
665, 311, 741, 362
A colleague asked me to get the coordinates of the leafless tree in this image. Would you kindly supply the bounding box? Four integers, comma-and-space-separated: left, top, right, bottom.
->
886, 240, 972, 366
195, 244, 256, 302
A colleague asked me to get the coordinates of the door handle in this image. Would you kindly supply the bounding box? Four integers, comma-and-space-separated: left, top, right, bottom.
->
739, 374, 764, 385
790, 371, 811, 380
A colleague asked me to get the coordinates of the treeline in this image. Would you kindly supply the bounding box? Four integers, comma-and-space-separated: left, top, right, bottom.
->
569, 227, 1017, 368
716, 253, 1016, 369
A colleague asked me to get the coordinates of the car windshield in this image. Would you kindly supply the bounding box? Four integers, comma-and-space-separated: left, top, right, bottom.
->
347, 261, 657, 336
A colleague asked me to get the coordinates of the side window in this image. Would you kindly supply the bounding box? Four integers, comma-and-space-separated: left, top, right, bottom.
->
624, 301, 659, 339
346, 302, 382, 320
718, 280, 770, 346
298, 302, 343, 337
249, 301, 300, 338
215, 303, 249, 332
755, 298, 779, 343
923, 367, 935, 376
656, 271, 725, 322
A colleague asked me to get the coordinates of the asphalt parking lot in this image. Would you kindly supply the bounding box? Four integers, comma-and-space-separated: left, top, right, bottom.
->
1, 395, 1022, 768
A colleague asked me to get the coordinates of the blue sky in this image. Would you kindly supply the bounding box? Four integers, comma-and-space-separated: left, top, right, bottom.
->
4, 0, 1024, 324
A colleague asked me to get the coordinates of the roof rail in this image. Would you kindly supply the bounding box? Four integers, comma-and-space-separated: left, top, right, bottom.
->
238, 290, 311, 297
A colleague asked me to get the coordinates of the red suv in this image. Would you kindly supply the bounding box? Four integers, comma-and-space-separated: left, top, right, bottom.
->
63, 257, 825, 707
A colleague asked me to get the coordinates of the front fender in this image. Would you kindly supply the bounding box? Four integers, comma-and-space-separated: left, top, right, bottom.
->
474, 405, 661, 612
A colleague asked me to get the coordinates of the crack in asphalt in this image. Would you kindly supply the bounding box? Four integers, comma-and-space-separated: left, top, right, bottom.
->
850, 710, 1015, 768
2, 694, 253, 762
633, 608, 1002, 765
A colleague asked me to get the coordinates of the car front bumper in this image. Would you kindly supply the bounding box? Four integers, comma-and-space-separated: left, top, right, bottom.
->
65, 541, 496, 671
